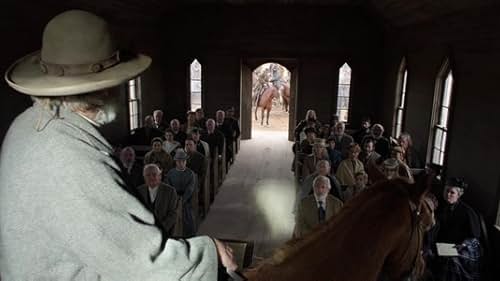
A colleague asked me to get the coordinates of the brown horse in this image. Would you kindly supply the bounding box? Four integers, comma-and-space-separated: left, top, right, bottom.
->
243, 177, 435, 281
255, 85, 279, 126
279, 84, 290, 112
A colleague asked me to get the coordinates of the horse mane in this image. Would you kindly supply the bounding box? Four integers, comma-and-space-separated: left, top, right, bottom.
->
245, 177, 425, 281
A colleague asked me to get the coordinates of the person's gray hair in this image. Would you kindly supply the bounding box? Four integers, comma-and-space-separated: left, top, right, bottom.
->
120, 146, 135, 160
315, 160, 330, 171
32, 91, 106, 114
143, 163, 162, 175
313, 175, 331, 189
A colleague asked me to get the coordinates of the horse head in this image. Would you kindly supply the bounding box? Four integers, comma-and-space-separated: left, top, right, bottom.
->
243, 175, 434, 281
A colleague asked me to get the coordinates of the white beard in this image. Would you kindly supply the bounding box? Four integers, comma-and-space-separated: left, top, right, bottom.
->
93, 105, 116, 126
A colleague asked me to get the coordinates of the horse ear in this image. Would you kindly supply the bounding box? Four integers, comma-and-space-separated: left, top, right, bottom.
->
408, 170, 433, 204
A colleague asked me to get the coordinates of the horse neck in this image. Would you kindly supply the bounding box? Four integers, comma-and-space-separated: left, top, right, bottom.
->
246, 190, 411, 281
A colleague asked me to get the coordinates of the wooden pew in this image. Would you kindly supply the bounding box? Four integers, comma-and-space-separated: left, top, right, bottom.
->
218, 140, 226, 189
191, 179, 199, 228
173, 198, 183, 237
210, 147, 219, 202
201, 158, 211, 217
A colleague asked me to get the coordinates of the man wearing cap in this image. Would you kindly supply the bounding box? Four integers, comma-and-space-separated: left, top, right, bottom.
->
302, 138, 331, 179
0, 10, 235, 280
165, 149, 197, 237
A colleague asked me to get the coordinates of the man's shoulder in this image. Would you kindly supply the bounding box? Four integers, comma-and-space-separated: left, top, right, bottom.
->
326, 194, 343, 206
160, 182, 177, 192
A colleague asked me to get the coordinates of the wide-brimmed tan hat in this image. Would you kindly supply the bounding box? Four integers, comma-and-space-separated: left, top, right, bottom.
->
4, 10, 151, 96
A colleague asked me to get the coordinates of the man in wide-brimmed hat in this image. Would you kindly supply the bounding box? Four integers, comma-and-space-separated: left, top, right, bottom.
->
0, 10, 235, 280
166, 149, 197, 237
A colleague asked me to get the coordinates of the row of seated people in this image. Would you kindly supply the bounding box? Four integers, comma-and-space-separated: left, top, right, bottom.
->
115, 107, 241, 238
292, 109, 486, 281
127, 107, 240, 168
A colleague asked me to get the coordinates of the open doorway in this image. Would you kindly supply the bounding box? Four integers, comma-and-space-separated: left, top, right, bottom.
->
251, 63, 291, 133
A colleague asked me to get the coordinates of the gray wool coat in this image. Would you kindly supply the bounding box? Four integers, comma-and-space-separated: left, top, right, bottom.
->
0, 103, 218, 281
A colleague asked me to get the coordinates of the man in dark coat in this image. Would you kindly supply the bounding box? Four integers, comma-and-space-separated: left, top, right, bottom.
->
137, 164, 178, 237
201, 119, 225, 159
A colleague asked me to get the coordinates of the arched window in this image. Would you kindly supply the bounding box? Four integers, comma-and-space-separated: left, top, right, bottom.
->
128, 77, 141, 131
336, 63, 352, 122
393, 57, 408, 138
429, 58, 454, 166
190, 59, 202, 111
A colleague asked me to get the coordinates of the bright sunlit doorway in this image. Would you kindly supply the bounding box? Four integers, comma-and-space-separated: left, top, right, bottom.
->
251, 63, 291, 135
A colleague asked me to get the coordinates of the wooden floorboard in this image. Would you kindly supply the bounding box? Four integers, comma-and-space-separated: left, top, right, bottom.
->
198, 113, 296, 260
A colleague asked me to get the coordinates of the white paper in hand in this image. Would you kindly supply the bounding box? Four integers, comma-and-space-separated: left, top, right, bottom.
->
436, 243, 459, 256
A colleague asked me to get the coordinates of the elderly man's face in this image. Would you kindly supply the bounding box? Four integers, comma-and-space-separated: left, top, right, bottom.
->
317, 163, 330, 176
170, 120, 180, 131
144, 168, 162, 188
372, 126, 383, 138
153, 111, 163, 123
206, 120, 215, 132
314, 180, 330, 198
121, 149, 135, 163
185, 140, 196, 153
216, 111, 225, 123
334, 124, 345, 136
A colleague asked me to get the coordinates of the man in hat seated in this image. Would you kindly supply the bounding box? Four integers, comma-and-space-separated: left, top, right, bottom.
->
165, 149, 198, 237
302, 138, 331, 179
0, 10, 235, 280
294, 175, 343, 238
137, 164, 178, 237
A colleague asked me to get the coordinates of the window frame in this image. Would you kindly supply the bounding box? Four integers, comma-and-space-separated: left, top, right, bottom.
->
189, 58, 202, 111
128, 77, 142, 131
427, 58, 455, 167
393, 57, 408, 138
336, 62, 352, 123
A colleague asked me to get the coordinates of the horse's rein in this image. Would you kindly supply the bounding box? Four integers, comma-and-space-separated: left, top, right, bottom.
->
398, 199, 427, 279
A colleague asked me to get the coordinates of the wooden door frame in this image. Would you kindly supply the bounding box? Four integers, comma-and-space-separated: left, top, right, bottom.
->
240, 58, 298, 141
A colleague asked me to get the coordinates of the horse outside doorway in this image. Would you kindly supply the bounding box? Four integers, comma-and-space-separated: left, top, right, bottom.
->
252, 63, 291, 132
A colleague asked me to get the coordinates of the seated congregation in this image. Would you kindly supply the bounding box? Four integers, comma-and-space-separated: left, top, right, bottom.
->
292, 109, 485, 281
116, 107, 241, 238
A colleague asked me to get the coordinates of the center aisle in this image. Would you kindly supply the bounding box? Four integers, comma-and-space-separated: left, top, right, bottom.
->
197, 128, 296, 260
